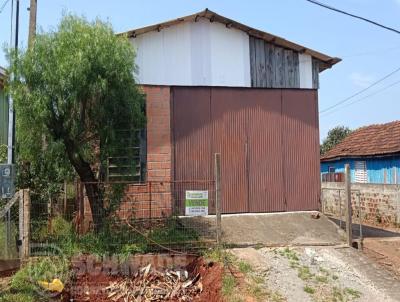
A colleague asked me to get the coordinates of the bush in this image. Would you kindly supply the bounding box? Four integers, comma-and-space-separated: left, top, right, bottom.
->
0, 144, 6, 163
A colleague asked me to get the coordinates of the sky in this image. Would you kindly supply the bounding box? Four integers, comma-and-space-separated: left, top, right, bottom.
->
0, 0, 399, 141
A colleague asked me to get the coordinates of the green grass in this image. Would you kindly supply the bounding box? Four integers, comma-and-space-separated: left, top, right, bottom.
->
222, 275, 236, 297
315, 275, 329, 283
345, 287, 361, 299
297, 266, 314, 281
303, 285, 315, 294
238, 261, 253, 274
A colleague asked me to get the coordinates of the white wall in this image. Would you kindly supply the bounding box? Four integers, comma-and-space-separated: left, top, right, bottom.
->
298, 53, 313, 89
131, 18, 251, 87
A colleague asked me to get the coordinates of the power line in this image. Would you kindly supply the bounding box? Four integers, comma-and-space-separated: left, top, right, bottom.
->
319, 66, 400, 114
0, 0, 10, 14
320, 79, 400, 117
305, 0, 400, 35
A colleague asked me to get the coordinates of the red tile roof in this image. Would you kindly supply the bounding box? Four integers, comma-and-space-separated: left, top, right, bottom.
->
321, 121, 400, 161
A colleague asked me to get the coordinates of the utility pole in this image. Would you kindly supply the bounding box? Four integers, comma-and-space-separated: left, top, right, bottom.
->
7, 0, 19, 165
28, 0, 37, 47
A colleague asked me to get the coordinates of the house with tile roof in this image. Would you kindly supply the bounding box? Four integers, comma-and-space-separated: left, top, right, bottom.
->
321, 121, 400, 184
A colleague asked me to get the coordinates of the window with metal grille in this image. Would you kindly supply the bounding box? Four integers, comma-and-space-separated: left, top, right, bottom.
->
106, 129, 146, 182
354, 161, 367, 183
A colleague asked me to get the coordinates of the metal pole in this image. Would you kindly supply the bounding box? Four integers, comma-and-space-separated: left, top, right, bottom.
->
344, 164, 353, 247
215, 153, 221, 245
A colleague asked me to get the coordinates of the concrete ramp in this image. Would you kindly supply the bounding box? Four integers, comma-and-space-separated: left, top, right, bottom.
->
182, 212, 345, 246
220, 212, 345, 246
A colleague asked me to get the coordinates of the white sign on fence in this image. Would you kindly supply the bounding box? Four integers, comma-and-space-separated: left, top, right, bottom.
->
185, 190, 208, 216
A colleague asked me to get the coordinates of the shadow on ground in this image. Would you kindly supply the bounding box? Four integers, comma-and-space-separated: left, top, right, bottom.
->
329, 217, 400, 238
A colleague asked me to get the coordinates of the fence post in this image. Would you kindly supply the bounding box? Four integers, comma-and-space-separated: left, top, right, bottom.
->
215, 153, 222, 246
19, 189, 31, 260
344, 164, 353, 247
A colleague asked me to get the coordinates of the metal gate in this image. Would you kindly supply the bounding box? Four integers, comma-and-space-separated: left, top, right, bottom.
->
172, 87, 320, 214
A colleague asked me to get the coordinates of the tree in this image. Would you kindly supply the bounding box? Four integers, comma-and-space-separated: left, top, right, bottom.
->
9, 15, 145, 230
320, 126, 352, 155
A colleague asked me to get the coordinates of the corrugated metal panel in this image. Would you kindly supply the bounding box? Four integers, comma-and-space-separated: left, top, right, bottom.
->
211, 88, 249, 213
282, 90, 320, 211
247, 89, 286, 212
173, 86, 320, 213
0, 90, 8, 145
172, 87, 215, 213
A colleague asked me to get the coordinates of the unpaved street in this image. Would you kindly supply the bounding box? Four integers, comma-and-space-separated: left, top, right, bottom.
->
232, 246, 400, 302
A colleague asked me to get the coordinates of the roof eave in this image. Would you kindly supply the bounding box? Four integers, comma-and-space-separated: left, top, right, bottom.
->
118, 8, 341, 69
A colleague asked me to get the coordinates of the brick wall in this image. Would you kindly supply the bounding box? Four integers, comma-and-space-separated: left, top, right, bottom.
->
79, 86, 174, 232
321, 182, 400, 225
120, 85, 173, 220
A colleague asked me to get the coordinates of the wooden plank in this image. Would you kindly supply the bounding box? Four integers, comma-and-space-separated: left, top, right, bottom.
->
249, 36, 257, 87
265, 43, 274, 88
312, 58, 320, 89
255, 38, 266, 87
293, 52, 300, 88
275, 47, 284, 88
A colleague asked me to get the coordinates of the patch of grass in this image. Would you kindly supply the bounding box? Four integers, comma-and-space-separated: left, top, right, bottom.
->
203, 248, 235, 266
238, 261, 253, 274
253, 243, 264, 250
315, 275, 329, 283
0, 256, 71, 302
0, 293, 36, 302
303, 285, 315, 294
332, 274, 339, 280
332, 287, 344, 302
280, 247, 299, 261
297, 266, 314, 281
267, 291, 287, 302
222, 274, 236, 297
345, 287, 361, 299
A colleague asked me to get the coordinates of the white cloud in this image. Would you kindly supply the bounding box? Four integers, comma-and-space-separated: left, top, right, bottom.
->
349, 72, 375, 88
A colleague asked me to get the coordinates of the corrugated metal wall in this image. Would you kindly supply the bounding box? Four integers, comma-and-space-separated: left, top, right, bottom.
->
0, 90, 8, 145
173, 86, 320, 213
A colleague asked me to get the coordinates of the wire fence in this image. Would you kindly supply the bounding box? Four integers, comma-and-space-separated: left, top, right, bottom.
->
0, 195, 20, 260
28, 180, 218, 257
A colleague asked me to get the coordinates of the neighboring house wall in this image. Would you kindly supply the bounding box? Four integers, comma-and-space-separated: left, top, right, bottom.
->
0, 89, 8, 145
130, 18, 318, 88
321, 182, 400, 225
321, 156, 400, 184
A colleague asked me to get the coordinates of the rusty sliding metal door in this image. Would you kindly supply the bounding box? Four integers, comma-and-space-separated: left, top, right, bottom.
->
282, 90, 320, 211
172, 87, 215, 214
246, 89, 286, 212
211, 88, 249, 213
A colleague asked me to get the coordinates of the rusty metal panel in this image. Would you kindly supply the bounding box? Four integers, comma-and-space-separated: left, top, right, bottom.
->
282, 90, 320, 211
246, 89, 286, 212
211, 88, 249, 213
172, 87, 215, 214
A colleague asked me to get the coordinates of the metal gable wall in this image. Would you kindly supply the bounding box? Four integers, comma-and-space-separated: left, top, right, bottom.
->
0, 89, 8, 145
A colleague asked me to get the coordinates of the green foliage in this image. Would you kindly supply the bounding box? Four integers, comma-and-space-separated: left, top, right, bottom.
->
31, 215, 198, 257
2, 257, 71, 302
303, 285, 315, 294
238, 260, 253, 274
222, 275, 236, 297
0, 144, 6, 163
7, 14, 145, 219
320, 126, 352, 155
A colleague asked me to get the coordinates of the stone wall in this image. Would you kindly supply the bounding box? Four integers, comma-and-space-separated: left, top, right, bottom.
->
321, 182, 400, 225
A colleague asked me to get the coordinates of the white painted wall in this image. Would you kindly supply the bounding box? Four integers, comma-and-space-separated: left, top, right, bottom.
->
298, 53, 313, 89
131, 18, 251, 87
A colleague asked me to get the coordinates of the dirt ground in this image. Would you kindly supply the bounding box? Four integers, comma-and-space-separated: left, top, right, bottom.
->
363, 237, 400, 277
67, 257, 223, 302
231, 246, 400, 302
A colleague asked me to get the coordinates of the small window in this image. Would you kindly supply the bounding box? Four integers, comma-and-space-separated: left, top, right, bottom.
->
328, 167, 335, 173
355, 161, 367, 183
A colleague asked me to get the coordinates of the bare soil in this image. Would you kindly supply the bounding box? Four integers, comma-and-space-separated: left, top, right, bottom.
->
363, 238, 400, 278
67, 257, 223, 302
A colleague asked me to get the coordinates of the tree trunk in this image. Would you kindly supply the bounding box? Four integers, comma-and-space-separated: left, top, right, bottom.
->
64, 140, 104, 232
